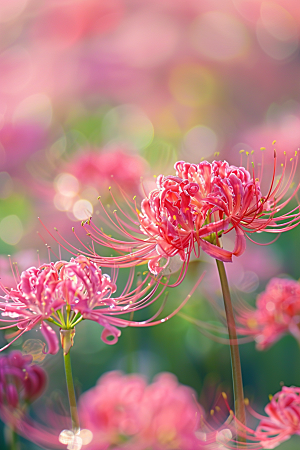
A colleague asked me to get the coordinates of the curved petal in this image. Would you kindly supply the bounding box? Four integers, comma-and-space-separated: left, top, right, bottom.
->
40, 322, 59, 355
199, 239, 232, 262
148, 255, 169, 275
101, 326, 121, 345
233, 227, 246, 257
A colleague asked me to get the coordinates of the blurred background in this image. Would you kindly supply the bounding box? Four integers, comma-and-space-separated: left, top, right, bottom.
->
1, 0, 300, 448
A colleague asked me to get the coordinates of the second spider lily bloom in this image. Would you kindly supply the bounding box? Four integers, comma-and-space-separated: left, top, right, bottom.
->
236, 278, 300, 350
67, 152, 300, 284
0, 255, 191, 354
254, 386, 300, 449
0, 350, 47, 408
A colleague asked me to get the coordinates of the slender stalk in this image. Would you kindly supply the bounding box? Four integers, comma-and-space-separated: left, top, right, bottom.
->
63, 349, 80, 433
216, 259, 246, 440
5, 426, 19, 450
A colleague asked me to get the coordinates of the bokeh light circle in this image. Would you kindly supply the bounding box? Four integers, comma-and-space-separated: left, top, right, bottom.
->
190, 11, 249, 61
0, 214, 23, 245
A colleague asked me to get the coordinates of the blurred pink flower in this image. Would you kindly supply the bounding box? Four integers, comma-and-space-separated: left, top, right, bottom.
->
0, 122, 47, 172
66, 147, 147, 194
0, 350, 47, 408
76, 155, 300, 285
79, 371, 210, 450
255, 386, 300, 449
237, 278, 300, 350
0, 350, 64, 449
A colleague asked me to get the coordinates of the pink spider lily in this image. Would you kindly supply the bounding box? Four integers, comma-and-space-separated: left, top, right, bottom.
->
218, 387, 300, 450
0, 255, 200, 354
235, 278, 300, 350
48, 151, 300, 286
179, 277, 300, 351
245, 386, 300, 449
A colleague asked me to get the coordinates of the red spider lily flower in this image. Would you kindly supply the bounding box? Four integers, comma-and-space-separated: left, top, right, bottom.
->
0, 350, 47, 408
236, 278, 300, 350
254, 386, 300, 449
53, 152, 300, 286
0, 256, 200, 354
219, 387, 300, 450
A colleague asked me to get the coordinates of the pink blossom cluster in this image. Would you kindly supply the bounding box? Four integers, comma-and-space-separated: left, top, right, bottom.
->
237, 278, 300, 350
79, 371, 220, 450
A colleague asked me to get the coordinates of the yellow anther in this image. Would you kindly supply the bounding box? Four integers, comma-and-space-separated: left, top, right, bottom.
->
108, 186, 111, 190
290, 158, 293, 161
54, 227, 57, 231
72, 227, 74, 232
215, 406, 221, 412
260, 147, 266, 151
244, 398, 249, 406
133, 196, 136, 200
214, 152, 220, 156
251, 150, 254, 154
153, 175, 157, 178
295, 151, 298, 156
272, 140, 276, 145
239, 149, 245, 153
269, 394, 273, 401
281, 163, 284, 167
97, 196, 101, 199
230, 410, 234, 416
222, 392, 227, 400
173, 215, 177, 220
210, 409, 214, 416
246, 151, 249, 156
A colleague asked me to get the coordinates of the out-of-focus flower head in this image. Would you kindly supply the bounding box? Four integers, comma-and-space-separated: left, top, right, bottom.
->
72, 152, 300, 286
65, 146, 147, 194
0, 254, 194, 354
0, 350, 46, 409
237, 277, 300, 350
79, 371, 233, 450
255, 386, 300, 449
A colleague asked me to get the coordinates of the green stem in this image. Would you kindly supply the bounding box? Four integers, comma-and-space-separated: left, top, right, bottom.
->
5, 426, 19, 450
63, 350, 80, 433
216, 259, 246, 442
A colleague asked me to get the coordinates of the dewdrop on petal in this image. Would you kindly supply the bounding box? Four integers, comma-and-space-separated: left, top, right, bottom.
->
216, 428, 232, 445
59, 429, 93, 449
78, 429, 93, 445
59, 430, 74, 445
67, 435, 82, 450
